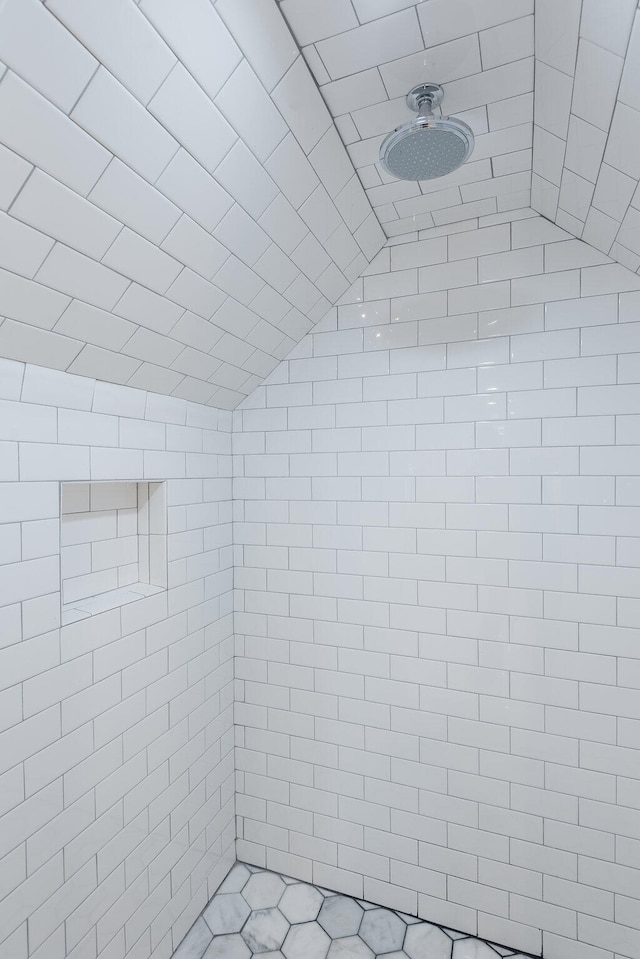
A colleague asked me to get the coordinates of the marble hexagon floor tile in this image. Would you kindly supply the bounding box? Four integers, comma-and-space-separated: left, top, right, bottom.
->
172, 864, 538, 959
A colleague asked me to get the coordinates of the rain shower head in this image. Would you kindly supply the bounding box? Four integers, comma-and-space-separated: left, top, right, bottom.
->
379, 83, 474, 181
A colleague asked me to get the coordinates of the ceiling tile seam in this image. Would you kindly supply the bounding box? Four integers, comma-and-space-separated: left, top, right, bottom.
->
476, 25, 486, 75
415, 4, 429, 51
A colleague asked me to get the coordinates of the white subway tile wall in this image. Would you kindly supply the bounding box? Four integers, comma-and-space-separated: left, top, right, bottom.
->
0, 367, 234, 958
0, 0, 384, 409
233, 210, 640, 959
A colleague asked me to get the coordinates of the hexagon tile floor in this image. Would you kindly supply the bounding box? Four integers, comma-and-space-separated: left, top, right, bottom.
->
172, 863, 536, 959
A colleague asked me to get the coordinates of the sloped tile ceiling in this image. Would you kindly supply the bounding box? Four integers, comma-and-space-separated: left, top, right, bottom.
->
1, 0, 638, 409
532, 0, 640, 276
279, 0, 535, 239
0, 0, 384, 409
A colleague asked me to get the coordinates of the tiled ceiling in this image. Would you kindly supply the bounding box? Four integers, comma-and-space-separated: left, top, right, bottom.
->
0, 0, 639, 408
279, 0, 535, 239
532, 0, 640, 276
0, 0, 384, 409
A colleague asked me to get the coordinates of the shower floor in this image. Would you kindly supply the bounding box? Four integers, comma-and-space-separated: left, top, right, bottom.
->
173, 863, 535, 959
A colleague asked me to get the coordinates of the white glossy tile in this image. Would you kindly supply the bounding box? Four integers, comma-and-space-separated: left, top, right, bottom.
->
216, 61, 287, 163
580, 0, 637, 57
47, 0, 175, 105
480, 16, 534, 71
315, 8, 423, 80
535, 0, 582, 75
140, 0, 242, 101
272, 58, 333, 155
565, 116, 607, 186
279, 0, 358, 46
149, 64, 237, 173
0, 0, 98, 114
0, 72, 110, 196
604, 102, 640, 180
216, 0, 297, 92
534, 62, 573, 139
417, 0, 534, 49
380, 35, 482, 98
571, 40, 623, 133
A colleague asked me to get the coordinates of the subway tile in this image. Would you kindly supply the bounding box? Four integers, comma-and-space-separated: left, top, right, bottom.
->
140, 0, 242, 101
544, 239, 611, 273
216, 61, 287, 161
534, 62, 573, 140
512, 271, 581, 306
72, 67, 178, 182
448, 225, 511, 261
280, 0, 358, 46
315, 8, 423, 80
582, 263, 640, 297
149, 64, 237, 173
419, 258, 477, 294
47, 0, 176, 104
156, 148, 234, 232
572, 40, 624, 133
535, 0, 581, 74
216, 0, 298, 92
448, 337, 510, 369
270, 58, 331, 155
448, 282, 510, 316
0, 0, 97, 114
479, 305, 543, 339
12, 170, 122, 261
479, 247, 543, 283
0, 212, 55, 280
2, 180, 639, 959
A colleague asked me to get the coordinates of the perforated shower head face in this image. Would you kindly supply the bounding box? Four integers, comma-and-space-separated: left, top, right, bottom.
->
379, 83, 475, 182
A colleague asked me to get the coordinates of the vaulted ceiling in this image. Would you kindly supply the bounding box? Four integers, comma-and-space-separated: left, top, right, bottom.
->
0, 0, 638, 409
0, 0, 384, 409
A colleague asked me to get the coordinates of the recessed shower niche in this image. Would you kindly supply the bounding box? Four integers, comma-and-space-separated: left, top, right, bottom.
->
60, 481, 167, 625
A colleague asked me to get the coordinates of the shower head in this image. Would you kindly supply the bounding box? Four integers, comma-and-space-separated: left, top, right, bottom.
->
379, 83, 474, 181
